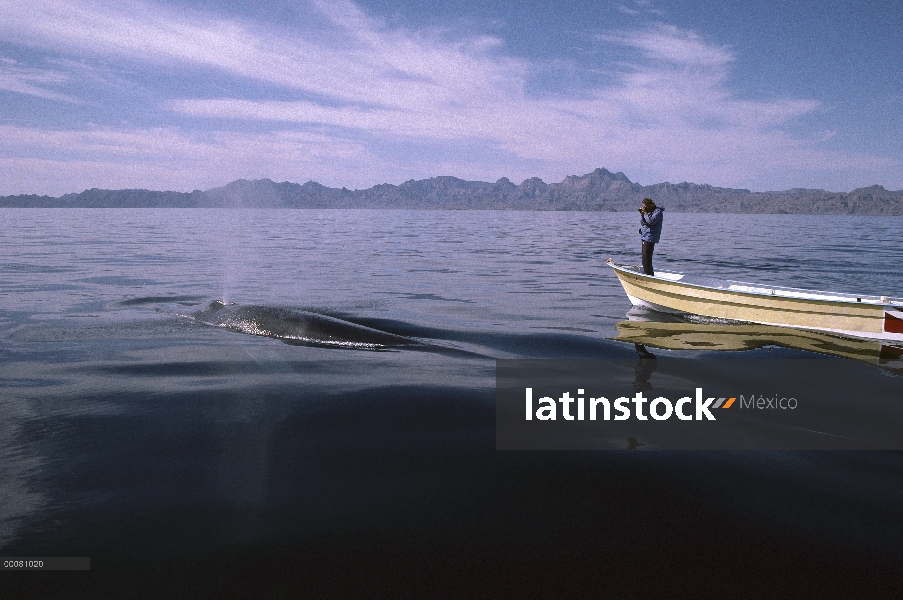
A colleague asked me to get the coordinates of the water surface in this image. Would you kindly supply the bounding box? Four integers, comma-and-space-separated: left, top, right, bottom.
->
2, 209, 902, 596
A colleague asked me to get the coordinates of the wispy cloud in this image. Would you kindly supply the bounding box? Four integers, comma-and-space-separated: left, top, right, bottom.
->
0, 124, 383, 195
616, 4, 640, 16
600, 25, 733, 67
0, 0, 521, 109
617, 0, 665, 17
0, 57, 79, 102
0, 0, 898, 194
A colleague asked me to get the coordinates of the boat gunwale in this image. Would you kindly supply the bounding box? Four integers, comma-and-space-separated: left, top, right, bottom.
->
607, 261, 903, 307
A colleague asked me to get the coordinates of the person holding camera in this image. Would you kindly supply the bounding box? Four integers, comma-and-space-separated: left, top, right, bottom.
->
638, 198, 664, 275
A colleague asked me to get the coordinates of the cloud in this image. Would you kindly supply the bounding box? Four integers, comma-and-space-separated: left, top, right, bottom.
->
0, 0, 898, 194
600, 25, 733, 68
158, 16, 857, 186
616, 4, 640, 16
617, 0, 665, 17
0, 57, 79, 102
0, 0, 522, 109
0, 124, 387, 195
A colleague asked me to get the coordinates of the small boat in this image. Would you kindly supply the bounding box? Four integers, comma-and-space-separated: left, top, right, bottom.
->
607, 259, 903, 342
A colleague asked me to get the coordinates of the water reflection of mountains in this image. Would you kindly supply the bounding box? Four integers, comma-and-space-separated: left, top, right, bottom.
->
614, 307, 903, 374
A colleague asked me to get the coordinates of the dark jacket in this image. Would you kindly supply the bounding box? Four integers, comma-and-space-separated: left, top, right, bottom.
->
639, 207, 664, 243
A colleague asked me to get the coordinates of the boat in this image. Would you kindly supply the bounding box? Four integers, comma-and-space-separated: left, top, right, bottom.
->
606, 259, 903, 343
611, 307, 903, 375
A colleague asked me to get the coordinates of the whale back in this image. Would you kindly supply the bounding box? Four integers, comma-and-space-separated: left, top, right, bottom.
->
191, 302, 415, 349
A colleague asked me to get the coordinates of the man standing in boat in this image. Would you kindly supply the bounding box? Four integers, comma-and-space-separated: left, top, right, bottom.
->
638, 198, 664, 275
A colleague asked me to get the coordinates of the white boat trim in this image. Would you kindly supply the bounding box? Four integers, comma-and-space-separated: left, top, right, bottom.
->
653, 272, 685, 282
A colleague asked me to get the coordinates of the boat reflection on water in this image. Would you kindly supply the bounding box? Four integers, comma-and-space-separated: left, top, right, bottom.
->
614, 307, 903, 375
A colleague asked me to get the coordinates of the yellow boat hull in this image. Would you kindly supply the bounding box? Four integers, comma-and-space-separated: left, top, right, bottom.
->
608, 261, 903, 342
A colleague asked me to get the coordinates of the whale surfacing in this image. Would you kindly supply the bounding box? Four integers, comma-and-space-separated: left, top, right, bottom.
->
189, 301, 416, 349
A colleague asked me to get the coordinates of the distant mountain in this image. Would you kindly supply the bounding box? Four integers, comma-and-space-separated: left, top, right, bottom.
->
2, 168, 902, 214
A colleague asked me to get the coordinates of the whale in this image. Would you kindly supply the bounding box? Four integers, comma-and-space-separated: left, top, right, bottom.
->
186, 301, 417, 349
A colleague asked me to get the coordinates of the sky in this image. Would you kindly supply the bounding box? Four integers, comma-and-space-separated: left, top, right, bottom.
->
1, 0, 901, 196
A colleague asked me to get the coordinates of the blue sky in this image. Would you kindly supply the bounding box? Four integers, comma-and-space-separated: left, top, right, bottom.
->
1, 0, 900, 195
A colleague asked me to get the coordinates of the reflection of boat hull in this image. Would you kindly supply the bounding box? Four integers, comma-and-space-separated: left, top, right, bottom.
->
613, 315, 903, 374
607, 260, 903, 342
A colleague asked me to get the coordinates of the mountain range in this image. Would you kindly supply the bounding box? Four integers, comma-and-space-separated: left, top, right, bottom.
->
3, 168, 902, 214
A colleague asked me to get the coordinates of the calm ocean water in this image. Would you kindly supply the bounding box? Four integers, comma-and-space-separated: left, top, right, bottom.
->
2, 209, 902, 596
